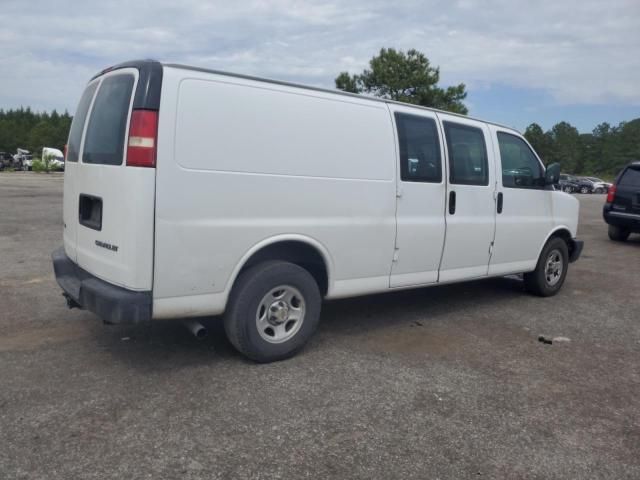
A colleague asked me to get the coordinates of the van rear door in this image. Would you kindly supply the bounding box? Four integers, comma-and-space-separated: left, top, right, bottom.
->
63, 64, 160, 291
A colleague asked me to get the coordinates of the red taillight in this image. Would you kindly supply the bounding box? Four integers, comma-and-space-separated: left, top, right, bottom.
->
127, 109, 158, 167
606, 184, 616, 203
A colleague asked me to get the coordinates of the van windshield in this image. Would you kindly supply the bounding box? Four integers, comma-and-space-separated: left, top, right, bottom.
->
83, 74, 134, 165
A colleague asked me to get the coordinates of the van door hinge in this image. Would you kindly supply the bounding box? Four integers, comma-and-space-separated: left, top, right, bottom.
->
392, 248, 400, 262
396, 186, 403, 198
489, 241, 494, 256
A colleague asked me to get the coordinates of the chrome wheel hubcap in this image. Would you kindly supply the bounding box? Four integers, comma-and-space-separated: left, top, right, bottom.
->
545, 249, 563, 286
256, 286, 305, 343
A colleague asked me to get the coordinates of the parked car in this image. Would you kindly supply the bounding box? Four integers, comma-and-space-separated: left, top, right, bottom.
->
583, 177, 611, 194
0, 152, 13, 169
52, 60, 583, 363
563, 174, 594, 194
603, 161, 640, 241
558, 174, 580, 192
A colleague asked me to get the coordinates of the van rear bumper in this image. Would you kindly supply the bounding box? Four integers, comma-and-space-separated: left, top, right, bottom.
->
52, 247, 152, 324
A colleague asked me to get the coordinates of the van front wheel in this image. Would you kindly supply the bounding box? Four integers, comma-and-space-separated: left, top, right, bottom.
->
523, 237, 569, 297
224, 261, 321, 362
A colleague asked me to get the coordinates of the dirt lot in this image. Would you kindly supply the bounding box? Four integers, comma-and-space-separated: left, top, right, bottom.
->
1, 172, 639, 479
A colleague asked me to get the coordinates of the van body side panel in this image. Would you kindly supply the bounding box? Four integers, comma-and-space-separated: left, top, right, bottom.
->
152, 67, 397, 316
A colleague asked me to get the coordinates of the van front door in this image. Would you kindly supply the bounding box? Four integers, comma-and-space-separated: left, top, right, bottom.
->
437, 114, 496, 282
488, 126, 552, 274
389, 107, 447, 287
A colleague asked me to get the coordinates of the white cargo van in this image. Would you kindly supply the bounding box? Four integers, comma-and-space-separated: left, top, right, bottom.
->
53, 60, 583, 362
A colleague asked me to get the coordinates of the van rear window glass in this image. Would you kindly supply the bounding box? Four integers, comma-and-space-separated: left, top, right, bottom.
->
395, 113, 442, 183
83, 75, 134, 165
66, 82, 98, 163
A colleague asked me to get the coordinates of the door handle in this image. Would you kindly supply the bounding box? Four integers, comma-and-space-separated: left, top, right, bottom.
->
497, 192, 503, 214
449, 191, 456, 215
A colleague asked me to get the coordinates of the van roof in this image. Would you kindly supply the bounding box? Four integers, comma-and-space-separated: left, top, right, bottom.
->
94, 59, 519, 133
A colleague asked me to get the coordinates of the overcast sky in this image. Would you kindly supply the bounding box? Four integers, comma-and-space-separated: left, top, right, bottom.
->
1, 0, 638, 132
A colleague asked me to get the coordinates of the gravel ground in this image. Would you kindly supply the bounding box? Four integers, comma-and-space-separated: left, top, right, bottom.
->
1, 172, 639, 479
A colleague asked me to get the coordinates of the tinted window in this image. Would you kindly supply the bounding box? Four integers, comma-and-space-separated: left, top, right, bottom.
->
619, 167, 640, 186
395, 113, 442, 182
444, 122, 488, 186
66, 82, 98, 162
497, 132, 544, 188
83, 75, 134, 165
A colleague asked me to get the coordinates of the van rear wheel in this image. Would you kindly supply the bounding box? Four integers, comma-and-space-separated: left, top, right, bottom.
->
224, 261, 321, 363
523, 237, 569, 297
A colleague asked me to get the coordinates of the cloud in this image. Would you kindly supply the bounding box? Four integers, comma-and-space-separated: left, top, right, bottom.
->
0, 0, 638, 113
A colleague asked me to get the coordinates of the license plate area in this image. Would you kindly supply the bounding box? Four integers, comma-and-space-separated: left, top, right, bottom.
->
79, 194, 102, 231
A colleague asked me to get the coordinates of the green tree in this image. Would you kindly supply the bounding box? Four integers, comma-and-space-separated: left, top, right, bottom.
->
618, 119, 640, 164
524, 123, 553, 164
549, 121, 582, 173
335, 48, 468, 114
0, 108, 72, 158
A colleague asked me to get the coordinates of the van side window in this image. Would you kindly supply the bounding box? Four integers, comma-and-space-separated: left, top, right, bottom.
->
443, 122, 488, 186
497, 132, 544, 188
395, 113, 442, 183
66, 82, 98, 163
83, 75, 135, 166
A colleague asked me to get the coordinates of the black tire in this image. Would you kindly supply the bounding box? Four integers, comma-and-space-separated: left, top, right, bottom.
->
580, 186, 589, 194
224, 260, 321, 363
524, 237, 569, 297
608, 225, 630, 242
595, 188, 604, 194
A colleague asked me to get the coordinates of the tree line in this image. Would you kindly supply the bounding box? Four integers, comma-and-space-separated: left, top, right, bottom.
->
524, 120, 640, 177
0, 108, 72, 157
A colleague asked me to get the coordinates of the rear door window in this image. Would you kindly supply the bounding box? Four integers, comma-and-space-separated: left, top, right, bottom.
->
82, 74, 135, 165
619, 167, 640, 187
66, 82, 98, 162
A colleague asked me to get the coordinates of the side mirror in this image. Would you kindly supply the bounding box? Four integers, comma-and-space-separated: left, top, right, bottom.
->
545, 163, 561, 185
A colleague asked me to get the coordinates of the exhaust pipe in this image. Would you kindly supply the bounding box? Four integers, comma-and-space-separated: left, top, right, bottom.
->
184, 319, 207, 339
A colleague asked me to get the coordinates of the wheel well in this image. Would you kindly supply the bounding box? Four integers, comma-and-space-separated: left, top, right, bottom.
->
550, 228, 575, 255
239, 241, 329, 295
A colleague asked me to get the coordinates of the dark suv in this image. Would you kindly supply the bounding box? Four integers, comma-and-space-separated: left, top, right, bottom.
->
603, 161, 640, 241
